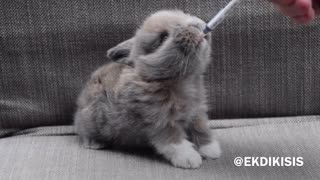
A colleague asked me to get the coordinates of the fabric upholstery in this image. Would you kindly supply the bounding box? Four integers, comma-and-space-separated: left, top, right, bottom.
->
1, 0, 320, 128
0, 116, 319, 180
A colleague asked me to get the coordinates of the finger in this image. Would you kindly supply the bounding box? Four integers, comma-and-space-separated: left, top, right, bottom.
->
279, 0, 313, 16
293, 15, 311, 23
292, 8, 315, 23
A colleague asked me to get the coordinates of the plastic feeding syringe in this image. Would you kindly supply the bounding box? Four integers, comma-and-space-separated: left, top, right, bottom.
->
202, 0, 241, 34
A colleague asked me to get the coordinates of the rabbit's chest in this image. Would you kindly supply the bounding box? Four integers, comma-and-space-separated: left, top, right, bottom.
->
166, 86, 201, 121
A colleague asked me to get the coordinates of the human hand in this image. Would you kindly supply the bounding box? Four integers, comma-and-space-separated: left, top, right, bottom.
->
272, 0, 320, 24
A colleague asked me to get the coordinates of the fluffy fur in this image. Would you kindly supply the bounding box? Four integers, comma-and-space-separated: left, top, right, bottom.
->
74, 10, 221, 169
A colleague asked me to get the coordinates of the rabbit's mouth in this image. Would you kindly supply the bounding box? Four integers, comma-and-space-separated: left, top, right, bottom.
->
173, 25, 207, 54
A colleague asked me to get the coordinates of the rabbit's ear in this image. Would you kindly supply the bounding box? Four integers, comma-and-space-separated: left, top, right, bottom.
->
107, 38, 134, 66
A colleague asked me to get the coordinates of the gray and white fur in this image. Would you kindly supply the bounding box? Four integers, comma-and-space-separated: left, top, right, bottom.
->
74, 10, 221, 169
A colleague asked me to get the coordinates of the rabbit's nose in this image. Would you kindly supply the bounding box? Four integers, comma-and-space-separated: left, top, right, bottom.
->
173, 25, 204, 51
185, 26, 203, 43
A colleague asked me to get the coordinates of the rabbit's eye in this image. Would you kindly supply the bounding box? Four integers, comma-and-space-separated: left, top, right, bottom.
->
159, 31, 169, 44
144, 31, 169, 54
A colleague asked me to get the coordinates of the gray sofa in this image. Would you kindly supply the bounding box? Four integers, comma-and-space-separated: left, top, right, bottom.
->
1, 0, 320, 179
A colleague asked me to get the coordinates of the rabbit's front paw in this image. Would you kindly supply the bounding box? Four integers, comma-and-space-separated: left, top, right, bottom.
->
199, 140, 222, 159
155, 139, 202, 169
170, 146, 202, 169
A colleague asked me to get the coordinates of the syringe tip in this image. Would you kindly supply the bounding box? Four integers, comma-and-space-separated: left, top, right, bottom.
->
202, 26, 212, 34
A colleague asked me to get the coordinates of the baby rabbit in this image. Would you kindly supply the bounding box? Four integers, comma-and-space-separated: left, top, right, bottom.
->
74, 10, 221, 169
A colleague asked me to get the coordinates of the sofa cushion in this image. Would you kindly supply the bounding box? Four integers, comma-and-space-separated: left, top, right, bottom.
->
1, 0, 320, 129
0, 116, 319, 180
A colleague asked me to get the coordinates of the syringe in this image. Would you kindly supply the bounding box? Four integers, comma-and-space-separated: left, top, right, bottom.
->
203, 0, 241, 34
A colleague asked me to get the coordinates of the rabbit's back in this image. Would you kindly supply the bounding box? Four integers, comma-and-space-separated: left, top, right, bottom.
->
74, 63, 129, 143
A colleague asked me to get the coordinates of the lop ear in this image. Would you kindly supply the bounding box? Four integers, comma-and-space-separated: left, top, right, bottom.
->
107, 38, 135, 66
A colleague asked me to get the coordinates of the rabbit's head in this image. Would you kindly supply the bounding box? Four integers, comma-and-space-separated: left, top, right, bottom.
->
108, 10, 212, 80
